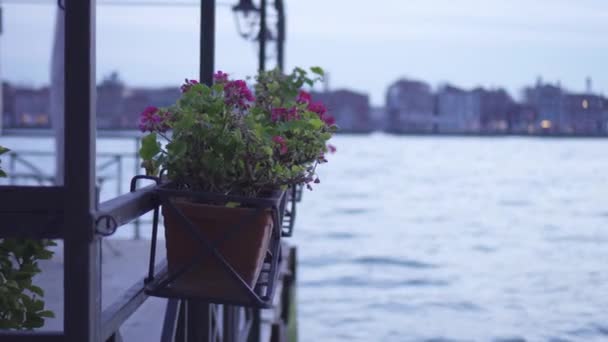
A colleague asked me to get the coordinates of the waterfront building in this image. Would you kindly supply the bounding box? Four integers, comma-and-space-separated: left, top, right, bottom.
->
523, 79, 564, 132
386, 78, 435, 133
474, 87, 514, 132
436, 84, 481, 133
12, 86, 50, 128
121, 87, 181, 130
562, 94, 606, 134
97, 72, 127, 129
312, 89, 371, 132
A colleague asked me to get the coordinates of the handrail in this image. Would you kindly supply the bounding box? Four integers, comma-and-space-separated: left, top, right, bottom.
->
0, 331, 64, 342
101, 260, 167, 341
95, 184, 157, 233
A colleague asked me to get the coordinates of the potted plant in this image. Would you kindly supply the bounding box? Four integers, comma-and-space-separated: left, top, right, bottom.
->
138, 67, 336, 299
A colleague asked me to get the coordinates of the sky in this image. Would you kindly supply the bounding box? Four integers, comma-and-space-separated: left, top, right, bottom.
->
1, 0, 607, 106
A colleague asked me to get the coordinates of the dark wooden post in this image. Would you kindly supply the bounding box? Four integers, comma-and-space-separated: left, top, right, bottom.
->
63, 0, 101, 341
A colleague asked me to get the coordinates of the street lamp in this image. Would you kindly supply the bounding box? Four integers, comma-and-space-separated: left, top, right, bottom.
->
232, 0, 260, 40
231, 0, 285, 72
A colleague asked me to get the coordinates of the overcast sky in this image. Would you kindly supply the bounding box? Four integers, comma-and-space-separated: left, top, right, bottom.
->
2, 0, 607, 105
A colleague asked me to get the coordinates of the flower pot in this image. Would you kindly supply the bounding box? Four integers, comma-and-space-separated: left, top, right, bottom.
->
162, 199, 274, 301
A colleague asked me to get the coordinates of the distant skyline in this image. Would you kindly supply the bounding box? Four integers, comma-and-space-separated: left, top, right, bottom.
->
1, 0, 607, 105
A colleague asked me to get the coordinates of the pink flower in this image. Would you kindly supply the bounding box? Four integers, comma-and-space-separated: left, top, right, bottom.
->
327, 144, 337, 153
180, 79, 199, 93
271, 107, 300, 122
321, 114, 336, 126
307, 101, 327, 116
138, 106, 173, 133
307, 101, 335, 126
272, 135, 288, 154
271, 108, 287, 122
296, 90, 311, 104
213, 71, 229, 84
287, 107, 300, 120
224, 80, 255, 110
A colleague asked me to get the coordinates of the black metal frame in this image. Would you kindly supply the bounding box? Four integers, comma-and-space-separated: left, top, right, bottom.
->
280, 185, 297, 237
139, 181, 285, 308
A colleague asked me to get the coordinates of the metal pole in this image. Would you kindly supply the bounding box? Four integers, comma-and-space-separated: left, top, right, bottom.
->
275, 0, 285, 71
200, 0, 215, 85
258, 0, 267, 71
51, 8, 65, 185
181, 2, 217, 340
63, 0, 101, 341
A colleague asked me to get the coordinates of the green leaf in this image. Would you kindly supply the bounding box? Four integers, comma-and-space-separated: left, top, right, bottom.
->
139, 133, 161, 160
38, 310, 55, 318
225, 202, 240, 208
0, 146, 9, 155
29, 285, 44, 297
308, 117, 325, 130
310, 66, 324, 76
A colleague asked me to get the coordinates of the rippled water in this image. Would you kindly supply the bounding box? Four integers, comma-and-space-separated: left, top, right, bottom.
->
295, 134, 608, 342
2, 133, 607, 341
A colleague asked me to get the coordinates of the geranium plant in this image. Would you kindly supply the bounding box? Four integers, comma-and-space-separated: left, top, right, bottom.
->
138, 67, 336, 197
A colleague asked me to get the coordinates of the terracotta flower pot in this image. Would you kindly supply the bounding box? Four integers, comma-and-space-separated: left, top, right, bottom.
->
162, 199, 274, 301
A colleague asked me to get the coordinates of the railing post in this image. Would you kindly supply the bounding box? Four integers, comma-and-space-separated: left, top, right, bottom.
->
63, 0, 101, 341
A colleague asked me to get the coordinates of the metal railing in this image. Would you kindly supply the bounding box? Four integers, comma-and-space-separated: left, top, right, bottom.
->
1, 136, 146, 239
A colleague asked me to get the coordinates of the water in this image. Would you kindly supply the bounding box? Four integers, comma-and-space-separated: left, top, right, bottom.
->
294, 134, 608, 341
2, 134, 608, 341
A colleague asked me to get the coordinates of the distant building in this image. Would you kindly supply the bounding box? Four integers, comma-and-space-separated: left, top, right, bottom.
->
523, 79, 564, 132
436, 84, 481, 133
97, 72, 127, 129
12, 87, 50, 128
386, 79, 435, 133
562, 94, 605, 134
476, 88, 514, 132
507, 104, 537, 133
123, 87, 180, 130
2, 83, 16, 128
311, 89, 371, 132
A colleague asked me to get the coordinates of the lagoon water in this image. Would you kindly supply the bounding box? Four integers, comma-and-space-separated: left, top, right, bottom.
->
2, 134, 608, 341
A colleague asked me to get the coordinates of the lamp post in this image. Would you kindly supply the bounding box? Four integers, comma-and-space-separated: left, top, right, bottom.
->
200, 0, 215, 85
258, 0, 266, 71
275, 0, 285, 71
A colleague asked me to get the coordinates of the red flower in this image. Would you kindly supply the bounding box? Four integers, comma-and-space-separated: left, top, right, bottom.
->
296, 90, 311, 104
272, 135, 288, 154
271, 107, 300, 122
327, 144, 337, 153
321, 113, 336, 126
138, 106, 173, 133
213, 71, 229, 84
180, 79, 199, 93
224, 79, 255, 110
271, 108, 287, 122
307, 102, 327, 116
